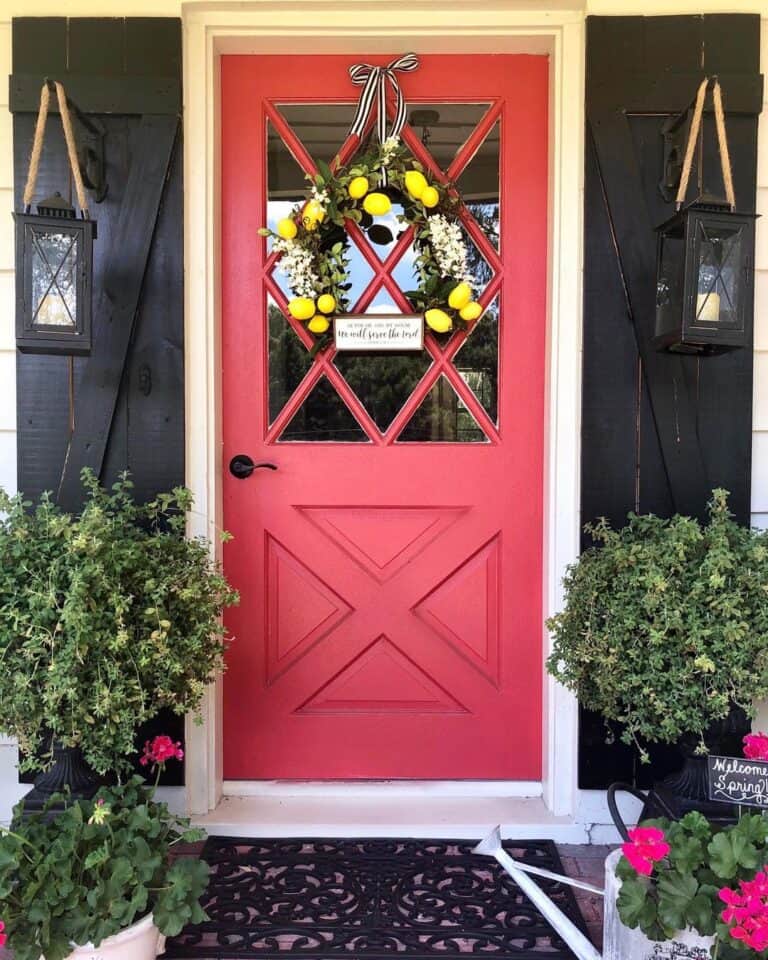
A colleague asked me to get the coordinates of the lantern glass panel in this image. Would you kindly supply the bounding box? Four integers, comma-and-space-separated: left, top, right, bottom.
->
30, 227, 79, 329
694, 220, 743, 329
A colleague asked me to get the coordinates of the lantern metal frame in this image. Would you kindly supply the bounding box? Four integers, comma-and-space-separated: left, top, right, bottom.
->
14, 197, 96, 356
654, 198, 757, 355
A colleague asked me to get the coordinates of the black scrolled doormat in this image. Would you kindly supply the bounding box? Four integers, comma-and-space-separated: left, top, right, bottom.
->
165, 836, 590, 959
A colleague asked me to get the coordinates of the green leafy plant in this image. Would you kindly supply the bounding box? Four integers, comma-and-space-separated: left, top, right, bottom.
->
0, 745, 209, 960
0, 470, 239, 775
546, 490, 768, 759
617, 813, 768, 957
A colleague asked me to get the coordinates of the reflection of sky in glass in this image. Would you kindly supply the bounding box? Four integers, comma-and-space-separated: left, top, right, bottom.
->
266, 199, 418, 308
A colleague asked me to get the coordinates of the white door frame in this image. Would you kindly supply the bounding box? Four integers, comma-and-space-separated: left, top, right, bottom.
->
182, 0, 585, 819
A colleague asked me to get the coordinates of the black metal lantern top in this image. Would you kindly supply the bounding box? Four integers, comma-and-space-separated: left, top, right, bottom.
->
653, 77, 757, 355
14, 80, 96, 356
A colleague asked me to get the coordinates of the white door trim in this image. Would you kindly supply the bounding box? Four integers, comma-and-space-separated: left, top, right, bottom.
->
182, 0, 585, 820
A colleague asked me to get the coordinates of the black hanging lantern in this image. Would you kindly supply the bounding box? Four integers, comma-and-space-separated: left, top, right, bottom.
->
654, 77, 757, 355
15, 192, 95, 355
14, 80, 96, 356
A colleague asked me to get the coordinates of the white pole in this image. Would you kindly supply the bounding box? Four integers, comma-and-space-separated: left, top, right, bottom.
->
473, 827, 603, 960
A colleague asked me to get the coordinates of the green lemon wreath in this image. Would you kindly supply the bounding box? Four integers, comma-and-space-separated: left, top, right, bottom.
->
259, 138, 484, 341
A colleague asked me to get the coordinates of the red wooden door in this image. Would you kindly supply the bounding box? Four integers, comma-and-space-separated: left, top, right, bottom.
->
221, 54, 548, 779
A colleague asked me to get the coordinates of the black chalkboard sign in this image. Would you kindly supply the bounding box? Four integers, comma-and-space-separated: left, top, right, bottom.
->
708, 755, 768, 808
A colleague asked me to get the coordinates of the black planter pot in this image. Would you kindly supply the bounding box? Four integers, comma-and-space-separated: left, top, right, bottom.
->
19, 743, 102, 818
644, 711, 748, 822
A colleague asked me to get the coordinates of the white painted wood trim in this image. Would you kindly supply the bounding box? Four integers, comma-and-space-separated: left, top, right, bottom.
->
223, 780, 544, 798
182, 1, 584, 820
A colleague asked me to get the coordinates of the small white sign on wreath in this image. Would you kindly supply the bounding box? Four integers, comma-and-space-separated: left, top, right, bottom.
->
334, 314, 424, 352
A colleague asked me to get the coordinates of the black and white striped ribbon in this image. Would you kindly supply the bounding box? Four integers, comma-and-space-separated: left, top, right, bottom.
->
347, 53, 420, 184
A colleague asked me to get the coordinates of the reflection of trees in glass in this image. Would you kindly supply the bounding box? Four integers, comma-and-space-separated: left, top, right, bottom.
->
334, 353, 431, 433
399, 376, 486, 442
269, 304, 312, 423
280, 377, 368, 441
270, 304, 366, 441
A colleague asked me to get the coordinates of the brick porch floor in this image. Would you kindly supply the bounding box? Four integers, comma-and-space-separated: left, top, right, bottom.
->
559, 843, 614, 949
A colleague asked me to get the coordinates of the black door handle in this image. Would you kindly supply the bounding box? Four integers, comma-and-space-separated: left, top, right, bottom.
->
229, 455, 278, 479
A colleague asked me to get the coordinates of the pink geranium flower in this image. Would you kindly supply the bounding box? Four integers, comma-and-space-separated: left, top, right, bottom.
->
720, 872, 768, 951
0, 919, 5, 948
140, 734, 184, 767
621, 826, 670, 876
743, 732, 768, 761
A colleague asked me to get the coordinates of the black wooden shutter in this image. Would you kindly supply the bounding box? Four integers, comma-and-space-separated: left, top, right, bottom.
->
11, 17, 183, 512
580, 14, 763, 789
10, 17, 185, 783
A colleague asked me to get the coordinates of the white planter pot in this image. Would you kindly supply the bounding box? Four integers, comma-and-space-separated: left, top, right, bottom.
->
57, 913, 166, 960
603, 849, 714, 960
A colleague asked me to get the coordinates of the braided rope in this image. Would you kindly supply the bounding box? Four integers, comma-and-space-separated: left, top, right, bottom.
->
22, 80, 89, 216
676, 76, 736, 210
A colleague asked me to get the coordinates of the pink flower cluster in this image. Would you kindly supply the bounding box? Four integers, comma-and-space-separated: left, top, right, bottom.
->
140, 735, 184, 767
743, 732, 768, 761
0, 919, 5, 948
720, 871, 768, 952
621, 826, 670, 876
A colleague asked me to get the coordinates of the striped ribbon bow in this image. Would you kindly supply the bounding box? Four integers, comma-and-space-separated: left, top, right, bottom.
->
347, 53, 420, 183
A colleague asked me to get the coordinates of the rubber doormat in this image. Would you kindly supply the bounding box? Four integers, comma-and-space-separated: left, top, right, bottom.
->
165, 837, 590, 959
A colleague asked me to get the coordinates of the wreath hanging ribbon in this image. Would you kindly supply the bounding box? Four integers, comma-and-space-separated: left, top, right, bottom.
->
347, 53, 420, 185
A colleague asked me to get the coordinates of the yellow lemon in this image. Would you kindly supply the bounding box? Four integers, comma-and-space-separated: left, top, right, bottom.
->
459, 301, 483, 322
288, 297, 316, 321
276, 217, 297, 240
404, 169, 428, 199
308, 315, 330, 334
348, 176, 369, 199
425, 308, 453, 333
448, 282, 472, 310
303, 199, 326, 230
421, 186, 439, 208
363, 192, 392, 216
317, 294, 336, 315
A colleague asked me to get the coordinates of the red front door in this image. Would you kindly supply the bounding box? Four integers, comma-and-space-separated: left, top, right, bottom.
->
221, 53, 548, 779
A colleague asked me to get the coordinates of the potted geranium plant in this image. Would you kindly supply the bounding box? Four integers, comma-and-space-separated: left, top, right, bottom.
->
607, 740, 768, 959
0, 470, 238, 806
546, 489, 768, 809
0, 736, 208, 960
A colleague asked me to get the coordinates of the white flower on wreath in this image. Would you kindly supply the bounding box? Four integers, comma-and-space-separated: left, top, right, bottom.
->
273, 237, 319, 299
428, 214, 473, 285
380, 137, 400, 165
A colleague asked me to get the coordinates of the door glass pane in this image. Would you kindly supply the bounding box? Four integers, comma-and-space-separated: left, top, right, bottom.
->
334, 353, 432, 434
456, 118, 500, 252
397, 375, 488, 443
31, 229, 78, 328
453, 295, 499, 425
275, 103, 358, 169
268, 297, 312, 424
407, 103, 492, 172
696, 221, 743, 326
266, 119, 309, 261
278, 376, 368, 442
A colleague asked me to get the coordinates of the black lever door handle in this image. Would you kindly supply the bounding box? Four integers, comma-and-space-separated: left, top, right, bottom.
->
229, 455, 278, 479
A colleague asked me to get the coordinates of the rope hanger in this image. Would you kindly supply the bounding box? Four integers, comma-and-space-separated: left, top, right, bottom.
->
675, 76, 736, 211
22, 80, 90, 217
